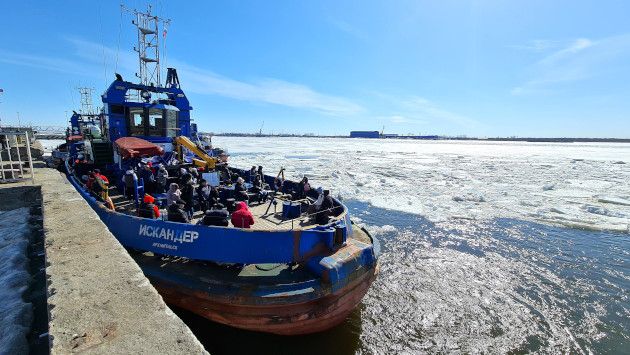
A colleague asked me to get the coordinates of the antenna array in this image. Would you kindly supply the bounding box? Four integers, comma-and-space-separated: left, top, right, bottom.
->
77, 87, 95, 115
122, 5, 171, 87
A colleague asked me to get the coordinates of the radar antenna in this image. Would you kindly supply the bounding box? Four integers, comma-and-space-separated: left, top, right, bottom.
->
122, 5, 171, 87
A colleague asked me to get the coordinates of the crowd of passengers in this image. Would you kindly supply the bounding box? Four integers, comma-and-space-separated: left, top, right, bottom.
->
124, 162, 337, 228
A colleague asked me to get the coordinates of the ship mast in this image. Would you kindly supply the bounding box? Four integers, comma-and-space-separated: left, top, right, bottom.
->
122, 5, 170, 88
77, 87, 95, 115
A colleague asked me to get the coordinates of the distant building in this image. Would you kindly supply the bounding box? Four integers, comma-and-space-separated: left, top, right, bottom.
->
0, 126, 35, 146
350, 131, 380, 138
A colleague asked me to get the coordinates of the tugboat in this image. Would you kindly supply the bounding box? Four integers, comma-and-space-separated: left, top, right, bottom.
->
63, 6, 379, 335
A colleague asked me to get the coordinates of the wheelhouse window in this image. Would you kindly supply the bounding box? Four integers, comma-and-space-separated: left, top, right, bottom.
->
128, 107, 144, 136
165, 109, 178, 137
148, 109, 165, 136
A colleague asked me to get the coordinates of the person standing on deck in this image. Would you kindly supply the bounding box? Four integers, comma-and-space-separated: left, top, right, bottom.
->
140, 164, 156, 194
166, 183, 182, 206
123, 169, 138, 199
257, 166, 264, 180
231, 201, 254, 228
156, 165, 169, 193
249, 166, 257, 182
180, 174, 195, 218
196, 179, 212, 211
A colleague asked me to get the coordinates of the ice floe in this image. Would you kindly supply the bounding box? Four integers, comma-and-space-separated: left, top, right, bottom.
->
214, 137, 630, 233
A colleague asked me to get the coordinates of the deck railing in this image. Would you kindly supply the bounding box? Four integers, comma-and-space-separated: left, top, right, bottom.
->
0, 131, 35, 183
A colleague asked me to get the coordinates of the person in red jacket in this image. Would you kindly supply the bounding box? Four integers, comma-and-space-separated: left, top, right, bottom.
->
231, 201, 254, 228
138, 194, 161, 219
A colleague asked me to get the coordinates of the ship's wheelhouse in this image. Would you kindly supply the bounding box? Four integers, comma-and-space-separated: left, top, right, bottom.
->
101, 69, 192, 145
124, 104, 180, 138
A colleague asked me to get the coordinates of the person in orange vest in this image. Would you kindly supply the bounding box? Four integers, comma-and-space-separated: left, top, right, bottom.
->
138, 194, 160, 219
93, 169, 115, 210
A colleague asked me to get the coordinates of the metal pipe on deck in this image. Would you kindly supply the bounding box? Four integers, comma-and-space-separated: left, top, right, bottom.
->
3, 135, 14, 179
25, 133, 34, 181
14, 135, 24, 176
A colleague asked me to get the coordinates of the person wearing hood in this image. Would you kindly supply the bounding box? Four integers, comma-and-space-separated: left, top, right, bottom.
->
166, 183, 182, 206
167, 201, 190, 223
234, 176, 248, 202
198, 203, 230, 227
231, 201, 254, 228
138, 194, 160, 219
316, 190, 335, 225
156, 165, 169, 193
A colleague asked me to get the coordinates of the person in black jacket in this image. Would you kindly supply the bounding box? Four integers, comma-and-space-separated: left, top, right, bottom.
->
209, 186, 220, 208
167, 202, 190, 223
196, 179, 211, 212
316, 190, 335, 225
234, 177, 248, 202
180, 174, 195, 218
198, 204, 229, 227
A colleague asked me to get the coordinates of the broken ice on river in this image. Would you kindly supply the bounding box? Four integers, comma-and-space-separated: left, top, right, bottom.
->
214, 137, 630, 233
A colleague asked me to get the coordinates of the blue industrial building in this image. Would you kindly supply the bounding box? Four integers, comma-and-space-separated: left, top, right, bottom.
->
350, 131, 380, 138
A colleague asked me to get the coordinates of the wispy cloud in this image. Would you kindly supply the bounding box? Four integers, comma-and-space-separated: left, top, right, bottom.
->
511, 34, 630, 95
388, 115, 414, 124
0, 37, 364, 116
508, 39, 562, 52
370, 93, 482, 129
398, 96, 481, 129
0, 50, 96, 77
175, 62, 364, 116
328, 18, 368, 41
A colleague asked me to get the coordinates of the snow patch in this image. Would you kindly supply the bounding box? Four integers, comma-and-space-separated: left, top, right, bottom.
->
0, 208, 32, 354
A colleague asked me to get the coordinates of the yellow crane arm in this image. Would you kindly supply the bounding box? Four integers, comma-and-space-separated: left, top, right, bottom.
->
174, 136, 217, 169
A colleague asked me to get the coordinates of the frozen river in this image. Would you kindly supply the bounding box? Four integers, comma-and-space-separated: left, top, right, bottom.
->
216, 137, 630, 233
179, 137, 629, 354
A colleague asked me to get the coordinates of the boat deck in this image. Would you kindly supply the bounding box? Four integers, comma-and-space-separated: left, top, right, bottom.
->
108, 186, 333, 231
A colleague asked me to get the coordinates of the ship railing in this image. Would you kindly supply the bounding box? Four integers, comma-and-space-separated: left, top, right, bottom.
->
284, 206, 342, 230
0, 131, 35, 184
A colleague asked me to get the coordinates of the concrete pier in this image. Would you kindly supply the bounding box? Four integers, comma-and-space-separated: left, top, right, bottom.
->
2, 165, 207, 354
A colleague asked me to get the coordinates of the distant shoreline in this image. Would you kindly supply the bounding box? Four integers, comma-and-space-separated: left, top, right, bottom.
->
211, 133, 630, 143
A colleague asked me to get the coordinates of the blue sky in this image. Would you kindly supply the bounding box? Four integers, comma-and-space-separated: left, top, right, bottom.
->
1, 1, 629, 137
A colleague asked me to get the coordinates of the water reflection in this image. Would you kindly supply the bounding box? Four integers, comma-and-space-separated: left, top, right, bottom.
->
173, 306, 363, 355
